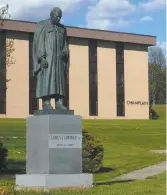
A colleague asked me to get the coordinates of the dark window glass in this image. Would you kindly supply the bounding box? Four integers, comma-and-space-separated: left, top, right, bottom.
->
0, 30, 6, 114
116, 43, 125, 116
89, 40, 98, 116
61, 36, 69, 109
116, 53, 124, 63
64, 72, 69, 109
117, 94, 125, 116
116, 43, 124, 53
65, 37, 69, 109
90, 72, 97, 85
29, 33, 38, 114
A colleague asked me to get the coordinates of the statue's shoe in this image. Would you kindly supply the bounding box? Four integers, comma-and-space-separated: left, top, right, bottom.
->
56, 101, 67, 110
42, 104, 53, 110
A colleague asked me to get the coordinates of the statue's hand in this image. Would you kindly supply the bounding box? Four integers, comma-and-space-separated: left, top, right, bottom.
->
40, 58, 48, 69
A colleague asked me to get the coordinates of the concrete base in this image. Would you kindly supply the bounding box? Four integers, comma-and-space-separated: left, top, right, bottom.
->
16, 174, 93, 189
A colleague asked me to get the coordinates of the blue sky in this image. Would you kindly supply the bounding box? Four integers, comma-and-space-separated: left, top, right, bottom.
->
0, 0, 166, 50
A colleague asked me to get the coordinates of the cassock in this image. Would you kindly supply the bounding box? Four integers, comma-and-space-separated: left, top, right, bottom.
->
32, 19, 69, 99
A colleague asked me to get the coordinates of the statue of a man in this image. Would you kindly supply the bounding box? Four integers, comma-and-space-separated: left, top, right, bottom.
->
32, 7, 69, 111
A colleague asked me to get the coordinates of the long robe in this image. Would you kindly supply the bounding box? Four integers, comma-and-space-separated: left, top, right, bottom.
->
32, 19, 69, 99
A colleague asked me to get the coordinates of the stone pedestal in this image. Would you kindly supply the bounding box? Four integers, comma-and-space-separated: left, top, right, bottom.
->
16, 114, 93, 189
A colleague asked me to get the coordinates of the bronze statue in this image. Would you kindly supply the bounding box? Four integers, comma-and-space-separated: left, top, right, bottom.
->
32, 7, 69, 111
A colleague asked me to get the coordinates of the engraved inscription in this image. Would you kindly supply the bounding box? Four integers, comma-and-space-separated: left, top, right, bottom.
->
48, 134, 82, 148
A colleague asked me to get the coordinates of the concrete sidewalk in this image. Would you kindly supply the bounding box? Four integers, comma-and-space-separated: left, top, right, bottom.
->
112, 161, 166, 181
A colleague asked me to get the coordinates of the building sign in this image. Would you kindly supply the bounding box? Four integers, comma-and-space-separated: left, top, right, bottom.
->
127, 101, 148, 105
48, 134, 82, 149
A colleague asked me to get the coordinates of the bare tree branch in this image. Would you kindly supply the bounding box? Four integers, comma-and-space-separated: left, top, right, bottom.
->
149, 46, 166, 105
0, 4, 10, 26
0, 4, 15, 89
149, 46, 166, 67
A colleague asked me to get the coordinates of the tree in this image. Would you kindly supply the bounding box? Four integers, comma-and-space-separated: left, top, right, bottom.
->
0, 4, 10, 23
0, 4, 15, 88
148, 47, 166, 105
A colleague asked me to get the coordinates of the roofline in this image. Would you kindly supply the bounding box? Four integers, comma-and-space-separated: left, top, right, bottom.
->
64, 26, 156, 38
0, 19, 157, 46
2, 18, 156, 38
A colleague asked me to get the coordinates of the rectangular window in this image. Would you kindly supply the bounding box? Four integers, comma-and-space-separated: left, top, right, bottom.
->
64, 38, 69, 109
0, 30, 6, 114
64, 72, 69, 109
116, 43, 125, 116
29, 33, 38, 114
89, 39, 98, 116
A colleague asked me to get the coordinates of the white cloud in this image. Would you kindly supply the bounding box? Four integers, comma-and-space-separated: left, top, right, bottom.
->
140, 16, 153, 21
86, 19, 135, 30
86, 19, 111, 30
0, 0, 83, 19
139, 0, 166, 11
87, 0, 136, 19
77, 24, 84, 28
86, 0, 136, 30
157, 40, 167, 51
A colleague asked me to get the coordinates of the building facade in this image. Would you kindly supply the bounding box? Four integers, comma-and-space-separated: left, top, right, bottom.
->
0, 19, 156, 119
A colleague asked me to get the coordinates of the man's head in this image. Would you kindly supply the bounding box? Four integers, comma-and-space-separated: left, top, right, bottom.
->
50, 7, 62, 24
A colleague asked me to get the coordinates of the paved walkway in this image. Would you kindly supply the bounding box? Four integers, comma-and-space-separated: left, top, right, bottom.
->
112, 161, 166, 181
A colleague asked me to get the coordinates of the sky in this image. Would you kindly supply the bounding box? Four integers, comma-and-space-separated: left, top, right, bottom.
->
0, 0, 166, 51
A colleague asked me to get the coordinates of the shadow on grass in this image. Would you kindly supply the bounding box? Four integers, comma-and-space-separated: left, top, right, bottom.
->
0, 159, 26, 180
96, 167, 115, 173
95, 179, 134, 186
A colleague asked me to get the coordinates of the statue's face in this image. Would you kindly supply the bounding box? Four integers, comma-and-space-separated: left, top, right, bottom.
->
50, 9, 62, 24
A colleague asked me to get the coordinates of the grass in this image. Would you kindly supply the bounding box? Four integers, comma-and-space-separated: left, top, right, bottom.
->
0, 104, 166, 194
1, 171, 166, 195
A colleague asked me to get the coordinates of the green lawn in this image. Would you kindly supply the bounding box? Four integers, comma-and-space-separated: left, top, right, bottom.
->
0, 104, 166, 194
2, 171, 166, 195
